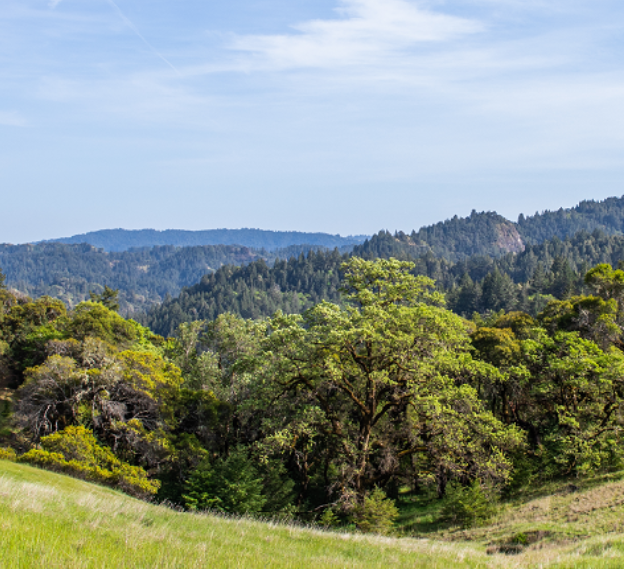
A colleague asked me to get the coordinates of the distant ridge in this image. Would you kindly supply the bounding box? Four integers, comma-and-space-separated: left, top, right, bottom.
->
43, 228, 368, 252
354, 195, 624, 262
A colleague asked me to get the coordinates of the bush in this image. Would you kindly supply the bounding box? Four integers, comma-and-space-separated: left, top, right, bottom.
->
18, 426, 159, 497
183, 447, 266, 515
439, 481, 499, 528
0, 447, 16, 461
352, 487, 399, 535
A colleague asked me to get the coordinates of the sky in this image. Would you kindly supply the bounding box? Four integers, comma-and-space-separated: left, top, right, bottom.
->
2, 0, 624, 243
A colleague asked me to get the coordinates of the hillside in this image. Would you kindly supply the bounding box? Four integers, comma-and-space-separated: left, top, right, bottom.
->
143, 248, 347, 336
44, 228, 368, 252
356, 195, 624, 263
0, 460, 487, 568
0, 242, 329, 315
354, 212, 524, 262
4, 195, 624, 326
4, 257, 624, 568
144, 229, 624, 336
3, 460, 624, 568
518, 196, 624, 243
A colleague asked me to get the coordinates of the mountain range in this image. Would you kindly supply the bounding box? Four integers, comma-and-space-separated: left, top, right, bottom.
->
42, 228, 368, 252
3, 195, 624, 327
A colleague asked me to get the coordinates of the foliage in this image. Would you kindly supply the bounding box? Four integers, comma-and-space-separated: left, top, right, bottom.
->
18, 426, 159, 496
0, 446, 16, 460
354, 211, 523, 262
145, 229, 624, 336
255, 258, 522, 513
5, 252, 624, 533
146, 250, 346, 337
90, 285, 120, 312
352, 487, 399, 534
67, 301, 138, 345
439, 481, 499, 528
182, 447, 267, 514
517, 195, 624, 243
0, 242, 351, 317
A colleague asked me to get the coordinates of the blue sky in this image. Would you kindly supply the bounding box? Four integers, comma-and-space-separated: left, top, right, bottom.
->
2, 0, 624, 242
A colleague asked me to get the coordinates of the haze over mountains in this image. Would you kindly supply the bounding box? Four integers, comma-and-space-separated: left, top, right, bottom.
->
42, 228, 368, 252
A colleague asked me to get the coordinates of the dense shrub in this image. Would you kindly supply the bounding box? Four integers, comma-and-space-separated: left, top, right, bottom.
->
352, 488, 399, 535
183, 447, 266, 514
0, 447, 16, 461
440, 481, 499, 528
19, 426, 159, 497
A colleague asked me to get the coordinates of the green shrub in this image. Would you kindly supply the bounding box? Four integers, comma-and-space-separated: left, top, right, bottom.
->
183, 447, 267, 515
67, 302, 137, 346
352, 487, 399, 535
440, 481, 499, 528
0, 447, 17, 461
18, 426, 159, 497
318, 508, 341, 528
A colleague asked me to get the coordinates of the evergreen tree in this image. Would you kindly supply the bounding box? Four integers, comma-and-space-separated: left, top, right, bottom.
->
481, 269, 518, 312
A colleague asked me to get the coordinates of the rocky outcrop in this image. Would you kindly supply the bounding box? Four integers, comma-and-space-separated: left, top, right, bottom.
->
495, 222, 525, 254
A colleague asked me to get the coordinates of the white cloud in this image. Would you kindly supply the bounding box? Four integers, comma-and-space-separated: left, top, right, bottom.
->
0, 111, 27, 127
229, 0, 482, 69
48, 0, 62, 8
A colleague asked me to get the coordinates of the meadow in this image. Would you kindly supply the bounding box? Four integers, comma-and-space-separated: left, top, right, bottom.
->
3, 460, 624, 568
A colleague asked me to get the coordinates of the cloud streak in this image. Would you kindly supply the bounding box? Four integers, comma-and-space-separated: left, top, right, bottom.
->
229, 0, 482, 69
105, 0, 181, 75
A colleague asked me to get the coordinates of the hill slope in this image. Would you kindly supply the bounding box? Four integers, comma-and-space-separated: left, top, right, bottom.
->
0, 460, 488, 568
518, 196, 624, 243
144, 230, 624, 336
0, 242, 330, 315
3, 460, 624, 568
354, 212, 524, 262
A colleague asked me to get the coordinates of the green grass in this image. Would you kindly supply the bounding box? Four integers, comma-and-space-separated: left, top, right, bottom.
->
3, 460, 624, 568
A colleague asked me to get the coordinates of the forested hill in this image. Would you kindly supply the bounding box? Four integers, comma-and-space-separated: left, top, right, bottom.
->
44, 228, 367, 252
143, 229, 624, 336
518, 195, 624, 242
355, 195, 624, 262
143, 249, 348, 336
353, 212, 524, 262
0, 242, 327, 315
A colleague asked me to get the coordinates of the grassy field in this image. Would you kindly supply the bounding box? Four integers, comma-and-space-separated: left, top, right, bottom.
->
3, 460, 624, 568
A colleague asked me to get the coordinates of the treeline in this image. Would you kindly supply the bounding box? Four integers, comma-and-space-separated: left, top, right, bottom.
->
144, 229, 624, 337
47, 228, 367, 252
3, 259, 624, 533
356, 195, 624, 262
0, 242, 330, 316
518, 195, 624, 243
5, 195, 624, 323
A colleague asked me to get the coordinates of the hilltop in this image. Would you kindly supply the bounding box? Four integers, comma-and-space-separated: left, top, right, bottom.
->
357, 195, 624, 262
42, 228, 368, 253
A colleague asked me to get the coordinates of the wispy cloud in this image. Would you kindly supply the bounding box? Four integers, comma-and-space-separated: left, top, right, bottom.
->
229, 0, 482, 69
105, 0, 181, 75
0, 111, 27, 127
48, 0, 62, 8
